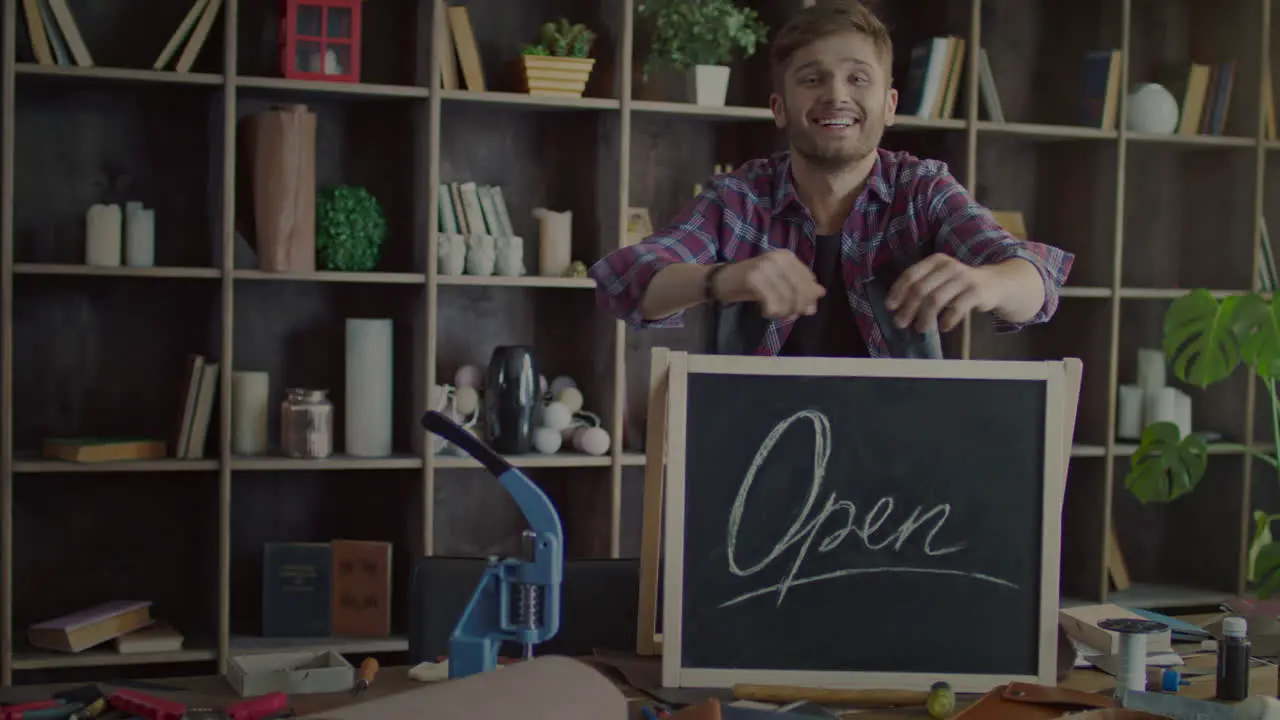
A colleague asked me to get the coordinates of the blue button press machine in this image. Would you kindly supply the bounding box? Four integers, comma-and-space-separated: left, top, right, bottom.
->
420, 410, 564, 680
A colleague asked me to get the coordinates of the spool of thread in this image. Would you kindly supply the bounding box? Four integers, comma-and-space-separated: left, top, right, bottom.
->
1097, 618, 1170, 696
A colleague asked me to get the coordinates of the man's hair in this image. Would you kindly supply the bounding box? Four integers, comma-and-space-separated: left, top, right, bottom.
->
770, 0, 894, 89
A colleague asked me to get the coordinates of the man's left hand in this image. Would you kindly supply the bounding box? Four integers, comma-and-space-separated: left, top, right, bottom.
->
885, 254, 999, 333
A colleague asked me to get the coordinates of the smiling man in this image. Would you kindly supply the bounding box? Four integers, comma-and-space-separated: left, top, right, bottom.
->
589, 0, 1074, 358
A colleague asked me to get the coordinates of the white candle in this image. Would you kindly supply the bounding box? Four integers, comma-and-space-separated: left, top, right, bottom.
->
85, 203, 122, 266
125, 204, 155, 267
1136, 348, 1166, 392
231, 371, 270, 455
1144, 386, 1178, 427
1174, 390, 1193, 439
1117, 385, 1143, 440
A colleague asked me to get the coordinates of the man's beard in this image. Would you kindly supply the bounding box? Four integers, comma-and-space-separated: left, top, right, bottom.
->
785, 107, 880, 170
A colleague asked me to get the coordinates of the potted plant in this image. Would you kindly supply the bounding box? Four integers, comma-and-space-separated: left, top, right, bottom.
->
315, 184, 387, 272
637, 0, 769, 107
520, 19, 598, 98
1123, 288, 1280, 595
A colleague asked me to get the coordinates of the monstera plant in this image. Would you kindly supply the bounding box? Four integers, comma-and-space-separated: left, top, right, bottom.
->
1125, 288, 1280, 595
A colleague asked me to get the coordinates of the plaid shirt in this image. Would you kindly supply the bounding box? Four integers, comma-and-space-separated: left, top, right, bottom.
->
590, 149, 1074, 357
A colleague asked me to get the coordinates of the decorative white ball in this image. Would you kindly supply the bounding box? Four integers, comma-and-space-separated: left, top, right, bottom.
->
453, 385, 479, 415
542, 401, 573, 431
567, 426, 582, 451
1126, 83, 1179, 134
548, 375, 576, 397
455, 364, 483, 389
556, 387, 584, 413
578, 427, 610, 456
533, 427, 562, 454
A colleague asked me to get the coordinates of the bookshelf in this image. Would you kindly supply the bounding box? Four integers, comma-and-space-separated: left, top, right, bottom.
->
0, 0, 1273, 686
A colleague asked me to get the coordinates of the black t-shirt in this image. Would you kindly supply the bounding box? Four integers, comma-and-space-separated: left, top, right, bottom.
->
780, 234, 870, 358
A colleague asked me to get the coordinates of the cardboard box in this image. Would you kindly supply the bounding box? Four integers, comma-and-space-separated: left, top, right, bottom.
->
227, 650, 354, 697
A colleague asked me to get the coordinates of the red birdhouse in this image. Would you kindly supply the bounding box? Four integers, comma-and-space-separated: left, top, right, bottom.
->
279, 0, 362, 83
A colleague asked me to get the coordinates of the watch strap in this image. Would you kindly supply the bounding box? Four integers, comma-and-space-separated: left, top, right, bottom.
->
704, 263, 728, 303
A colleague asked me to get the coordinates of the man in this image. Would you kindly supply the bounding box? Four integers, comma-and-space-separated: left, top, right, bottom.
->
589, 0, 1074, 358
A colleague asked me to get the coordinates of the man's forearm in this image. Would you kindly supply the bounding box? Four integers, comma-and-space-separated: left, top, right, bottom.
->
639, 264, 716, 320
987, 258, 1047, 324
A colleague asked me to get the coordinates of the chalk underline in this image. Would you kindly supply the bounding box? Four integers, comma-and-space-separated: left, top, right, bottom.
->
718, 566, 1021, 609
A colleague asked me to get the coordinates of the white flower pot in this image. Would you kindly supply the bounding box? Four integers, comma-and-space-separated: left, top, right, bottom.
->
686, 64, 731, 107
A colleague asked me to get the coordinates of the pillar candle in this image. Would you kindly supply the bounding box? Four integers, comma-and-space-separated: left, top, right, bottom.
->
1117, 384, 1143, 440
231, 371, 270, 455
85, 203, 122, 266
125, 204, 155, 267
1136, 348, 1166, 392
346, 318, 393, 457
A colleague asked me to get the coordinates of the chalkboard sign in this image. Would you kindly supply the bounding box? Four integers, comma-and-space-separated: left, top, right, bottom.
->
657, 352, 1077, 692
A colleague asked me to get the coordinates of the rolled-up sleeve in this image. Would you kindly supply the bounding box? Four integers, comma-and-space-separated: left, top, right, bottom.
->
589, 188, 725, 329
923, 166, 1074, 332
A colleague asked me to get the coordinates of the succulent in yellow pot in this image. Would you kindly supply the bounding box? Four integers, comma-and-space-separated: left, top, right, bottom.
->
520, 19, 598, 98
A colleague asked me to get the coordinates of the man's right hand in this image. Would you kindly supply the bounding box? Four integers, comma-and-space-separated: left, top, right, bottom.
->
715, 250, 826, 319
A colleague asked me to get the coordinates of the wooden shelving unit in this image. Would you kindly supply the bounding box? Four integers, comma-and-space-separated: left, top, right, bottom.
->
0, 0, 1275, 686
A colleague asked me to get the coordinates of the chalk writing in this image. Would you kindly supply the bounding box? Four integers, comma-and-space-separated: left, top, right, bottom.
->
722, 409, 1017, 609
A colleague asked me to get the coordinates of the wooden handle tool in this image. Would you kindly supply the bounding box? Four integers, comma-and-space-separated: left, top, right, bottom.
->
732, 684, 930, 707
353, 657, 379, 696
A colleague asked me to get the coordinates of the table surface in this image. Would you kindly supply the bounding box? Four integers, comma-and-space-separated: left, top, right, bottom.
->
2, 652, 1274, 719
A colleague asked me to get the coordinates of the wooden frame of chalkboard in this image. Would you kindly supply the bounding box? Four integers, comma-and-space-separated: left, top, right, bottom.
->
654, 351, 1080, 692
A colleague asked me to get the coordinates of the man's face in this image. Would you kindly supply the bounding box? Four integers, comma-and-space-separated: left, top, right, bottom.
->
770, 31, 898, 171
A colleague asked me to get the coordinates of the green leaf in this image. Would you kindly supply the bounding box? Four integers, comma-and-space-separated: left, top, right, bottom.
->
1162, 289, 1248, 388
1124, 421, 1209, 503
1255, 540, 1280, 598
1250, 511, 1280, 583
1236, 293, 1280, 379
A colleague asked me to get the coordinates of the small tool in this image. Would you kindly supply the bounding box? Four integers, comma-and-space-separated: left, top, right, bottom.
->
353, 657, 379, 696
421, 410, 564, 680
1116, 690, 1234, 720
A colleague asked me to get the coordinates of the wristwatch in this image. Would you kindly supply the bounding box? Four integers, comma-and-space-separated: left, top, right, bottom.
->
705, 263, 728, 303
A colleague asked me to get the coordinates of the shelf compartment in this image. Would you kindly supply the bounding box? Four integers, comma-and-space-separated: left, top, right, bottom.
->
1111, 454, 1247, 601
975, 133, 1118, 288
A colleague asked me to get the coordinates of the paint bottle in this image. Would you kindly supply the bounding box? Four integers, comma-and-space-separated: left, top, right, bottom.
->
1216, 616, 1250, 701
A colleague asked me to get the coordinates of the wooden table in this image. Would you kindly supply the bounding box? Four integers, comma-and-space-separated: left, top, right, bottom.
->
2, 658, 1273, 720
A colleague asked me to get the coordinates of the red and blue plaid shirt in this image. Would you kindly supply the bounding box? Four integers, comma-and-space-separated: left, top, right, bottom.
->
589, 149, 1074, 357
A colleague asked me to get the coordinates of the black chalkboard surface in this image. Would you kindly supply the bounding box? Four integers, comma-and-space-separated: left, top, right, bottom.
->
658, 353, 1075, 692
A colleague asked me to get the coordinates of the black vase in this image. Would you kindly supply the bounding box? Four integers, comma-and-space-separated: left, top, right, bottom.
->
484, 345, 542, 455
